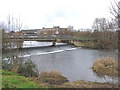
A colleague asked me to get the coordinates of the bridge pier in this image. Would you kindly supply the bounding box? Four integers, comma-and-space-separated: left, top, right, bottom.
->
70, 40, 74, 44
52, 41, 56, 46
17, 41, 23, 49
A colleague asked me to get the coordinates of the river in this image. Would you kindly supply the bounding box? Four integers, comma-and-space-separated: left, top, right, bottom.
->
3, 41, 118, 83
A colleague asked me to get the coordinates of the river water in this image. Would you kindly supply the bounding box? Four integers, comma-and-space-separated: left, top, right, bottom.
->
3, 41, 118, 82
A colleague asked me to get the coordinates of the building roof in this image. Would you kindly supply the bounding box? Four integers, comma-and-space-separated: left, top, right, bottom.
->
21, 29, 42, 32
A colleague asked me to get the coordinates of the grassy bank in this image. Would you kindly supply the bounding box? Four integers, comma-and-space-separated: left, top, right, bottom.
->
2, 70, 119, 88
83, 41, 97, 49
73, 40, 117, 50
2, 70, 42, 88
73, 41, 97, 49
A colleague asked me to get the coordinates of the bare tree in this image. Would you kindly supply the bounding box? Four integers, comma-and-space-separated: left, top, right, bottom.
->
109, 0, 120, 28
92, 18, 118, 49
2, 14, 28, 73
109, 0, 119, 17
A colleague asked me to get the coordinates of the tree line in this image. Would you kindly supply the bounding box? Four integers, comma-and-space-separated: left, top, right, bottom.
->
72, 18, 118, 49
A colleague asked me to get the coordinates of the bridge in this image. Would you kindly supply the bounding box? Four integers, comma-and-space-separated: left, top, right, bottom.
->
9, 35, 95, 48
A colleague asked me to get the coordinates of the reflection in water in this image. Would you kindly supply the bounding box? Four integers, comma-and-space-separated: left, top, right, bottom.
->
2, 41, 118, 82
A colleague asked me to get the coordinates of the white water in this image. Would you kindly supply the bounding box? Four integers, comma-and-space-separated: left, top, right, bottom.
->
20, 47, 79, 58
23, 41, 67, 48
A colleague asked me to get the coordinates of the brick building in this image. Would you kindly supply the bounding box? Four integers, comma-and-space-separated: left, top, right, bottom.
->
21, 29, 42, 36
40, 26, 68, 35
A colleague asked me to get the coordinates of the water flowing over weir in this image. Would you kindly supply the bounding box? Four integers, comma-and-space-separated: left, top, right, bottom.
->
3, 41, 118, 83
19, 47, 79, 58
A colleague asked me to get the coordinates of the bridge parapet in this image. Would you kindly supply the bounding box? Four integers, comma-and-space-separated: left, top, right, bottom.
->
9, 35, 74, 40
4, 35, 96, 48
9, 35, 95, 42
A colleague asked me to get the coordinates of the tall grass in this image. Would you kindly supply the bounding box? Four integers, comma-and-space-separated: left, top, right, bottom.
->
92, 57, 118, 77
35, 70, 68, 85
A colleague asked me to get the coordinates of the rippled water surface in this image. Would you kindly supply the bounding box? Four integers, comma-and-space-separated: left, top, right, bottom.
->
3, 41, 118, 82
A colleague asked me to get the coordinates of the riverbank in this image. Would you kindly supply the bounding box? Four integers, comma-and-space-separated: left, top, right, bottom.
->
2, 70, 119, 88
73, 41, 97, 49
73, 41, 117, 50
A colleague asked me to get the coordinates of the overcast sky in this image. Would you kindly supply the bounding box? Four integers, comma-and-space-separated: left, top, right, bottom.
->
0, 0, 118, 30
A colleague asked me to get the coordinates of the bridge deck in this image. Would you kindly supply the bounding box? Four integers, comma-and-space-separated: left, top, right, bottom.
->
8, 35, 95, 41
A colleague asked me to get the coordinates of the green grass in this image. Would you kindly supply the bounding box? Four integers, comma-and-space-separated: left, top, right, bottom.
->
2, 69, 119, 88
83, 42, 97, 48
2, 70, 38, 88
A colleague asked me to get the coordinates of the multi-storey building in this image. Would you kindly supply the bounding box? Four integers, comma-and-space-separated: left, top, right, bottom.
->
40, 26, 68, 35
21, 29, 42, 36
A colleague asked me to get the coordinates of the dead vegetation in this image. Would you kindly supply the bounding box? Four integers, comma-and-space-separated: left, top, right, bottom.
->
60, 80, 118, 88
35, 70, 69, 85
92, 57, 118, 77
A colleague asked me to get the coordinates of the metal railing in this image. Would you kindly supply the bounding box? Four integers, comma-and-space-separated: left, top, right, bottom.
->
9, 35, 95, 41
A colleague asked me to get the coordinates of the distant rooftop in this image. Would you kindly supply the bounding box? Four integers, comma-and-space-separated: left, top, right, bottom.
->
21, 29, 42, 31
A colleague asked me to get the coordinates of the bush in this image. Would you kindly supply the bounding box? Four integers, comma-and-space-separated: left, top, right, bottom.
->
2, 57, 39, 78
92, 57, 118, 77
12, 60, 39, 77
36, 70, 69, 85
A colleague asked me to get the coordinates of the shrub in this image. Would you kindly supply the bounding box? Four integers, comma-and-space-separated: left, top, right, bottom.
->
36, 70, 69, 85
12, 60, 39, 77
92, 57, 118, 77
